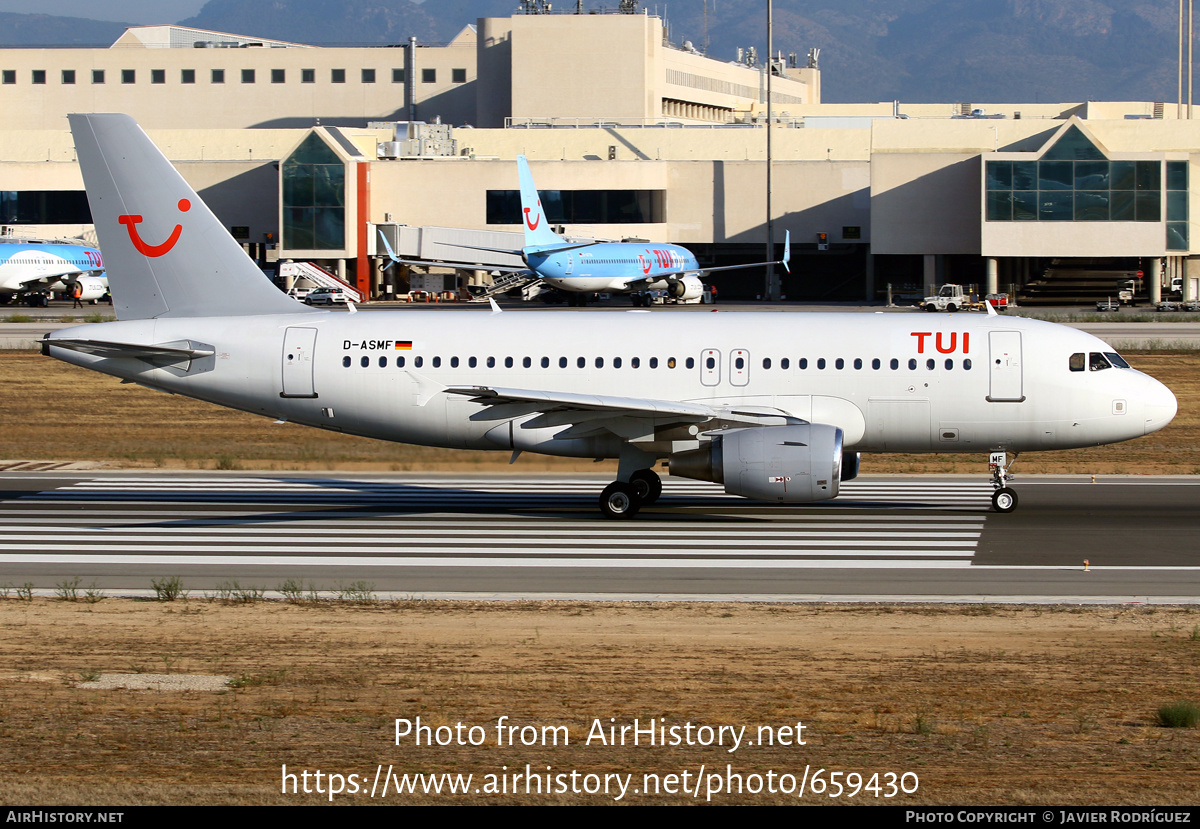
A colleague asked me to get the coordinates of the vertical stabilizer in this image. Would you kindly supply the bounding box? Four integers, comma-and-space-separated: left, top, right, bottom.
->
68, 113, 310, 320
516, 155, 567, 249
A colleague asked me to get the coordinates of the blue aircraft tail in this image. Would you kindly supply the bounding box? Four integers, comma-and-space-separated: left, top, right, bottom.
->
517, 155, 568, 250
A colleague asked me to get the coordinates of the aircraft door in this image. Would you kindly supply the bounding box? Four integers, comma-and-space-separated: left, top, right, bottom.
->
565, 255, 573, 275
987, 331, 1024, 402
281, 327, 318, 398
730, 349, 750, 387
700, 349, 720, 387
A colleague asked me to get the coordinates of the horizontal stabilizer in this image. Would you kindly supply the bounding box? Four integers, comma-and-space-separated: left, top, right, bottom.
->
42, 337, 213, 363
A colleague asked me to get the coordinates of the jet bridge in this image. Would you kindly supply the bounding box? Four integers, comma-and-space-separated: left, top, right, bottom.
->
373, 224, 527, 272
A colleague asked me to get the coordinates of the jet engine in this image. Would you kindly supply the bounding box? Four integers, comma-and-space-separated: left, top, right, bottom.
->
669, 424, 845, 503
666, 274, 704, 300
71, 277, 108, 302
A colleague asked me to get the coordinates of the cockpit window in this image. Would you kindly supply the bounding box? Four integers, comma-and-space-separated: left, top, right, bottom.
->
1105, 352, 1131, 369
1089, 352, 1112, 371
1069, 353, 1085, 372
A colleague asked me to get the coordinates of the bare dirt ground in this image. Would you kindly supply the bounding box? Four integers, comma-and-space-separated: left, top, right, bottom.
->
0, 350, 1197, 474
0, 599, 1198, 806
1, 352, 1197, 805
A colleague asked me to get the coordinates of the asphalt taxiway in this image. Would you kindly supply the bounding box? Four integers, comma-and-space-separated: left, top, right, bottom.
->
0, 471, 1195, 602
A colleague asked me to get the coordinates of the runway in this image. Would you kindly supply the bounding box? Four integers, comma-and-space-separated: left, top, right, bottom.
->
0, 472, 1196, 601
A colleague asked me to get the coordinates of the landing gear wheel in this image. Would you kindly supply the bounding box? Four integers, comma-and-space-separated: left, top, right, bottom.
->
629, 469, 662, 505
991, 487, 1018, 513
599, 482, 641, 519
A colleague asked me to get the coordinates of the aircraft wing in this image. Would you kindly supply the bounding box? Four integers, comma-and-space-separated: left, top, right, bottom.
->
386, 254, 531, 274
42, 337, 214, 363
444, 384, 803, 439
7, 267, 89, 290
644, 230, 792, 280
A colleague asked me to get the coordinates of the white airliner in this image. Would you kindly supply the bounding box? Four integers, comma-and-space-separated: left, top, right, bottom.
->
44, 114, 1177, 518
379, 155, 789, 304
0, 238, 107, 307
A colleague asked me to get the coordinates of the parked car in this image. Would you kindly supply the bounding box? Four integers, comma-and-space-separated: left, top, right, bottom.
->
304, 287, 349, 306
286, 286, 313, 301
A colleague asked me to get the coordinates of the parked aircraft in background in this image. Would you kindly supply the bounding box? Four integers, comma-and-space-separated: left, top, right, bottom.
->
0, 238, 106, 306
378, 155, 789, 304
45, 114, 1176, 518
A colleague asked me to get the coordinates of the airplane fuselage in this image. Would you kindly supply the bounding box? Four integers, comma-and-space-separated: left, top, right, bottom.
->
0, 242, 105, 294
527, 242, 699, 293
47, 310, 1175, 464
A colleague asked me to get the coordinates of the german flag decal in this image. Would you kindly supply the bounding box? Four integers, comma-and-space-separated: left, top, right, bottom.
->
395, 341, 413, 350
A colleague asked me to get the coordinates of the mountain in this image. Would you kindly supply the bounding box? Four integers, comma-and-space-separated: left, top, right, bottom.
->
0, 12, 130, 45
0, 0, 1189, 104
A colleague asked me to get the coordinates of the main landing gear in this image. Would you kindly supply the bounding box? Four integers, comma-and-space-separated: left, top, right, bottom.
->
989, 451, 1018, 513
599, 468, 662, 519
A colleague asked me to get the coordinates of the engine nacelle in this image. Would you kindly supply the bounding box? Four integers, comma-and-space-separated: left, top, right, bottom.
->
72, 276, 107, 301
841, 451, 860, 482
669, 424, 844, 503
666, 275, 704, 300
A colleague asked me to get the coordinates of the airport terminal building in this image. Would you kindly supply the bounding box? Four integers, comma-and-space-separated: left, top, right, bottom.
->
1, 10, 1197, 303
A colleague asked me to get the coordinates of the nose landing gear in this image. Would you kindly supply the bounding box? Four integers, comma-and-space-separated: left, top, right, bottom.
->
989, 451, 1019, 513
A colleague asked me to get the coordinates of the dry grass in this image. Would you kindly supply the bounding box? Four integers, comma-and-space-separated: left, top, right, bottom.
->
0, 599, 1198, 805
1, 351, 1196, 474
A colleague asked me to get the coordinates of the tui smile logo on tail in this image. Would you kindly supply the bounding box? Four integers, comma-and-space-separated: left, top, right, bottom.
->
524, 199, 541, 231
118, 198, 191, 257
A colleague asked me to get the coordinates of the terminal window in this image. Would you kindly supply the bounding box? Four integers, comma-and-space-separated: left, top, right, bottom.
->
282, 133, 345, 251
2, 70, 14, 84
272, 69, 285, 83
92, 69, 104, 84
61, 70, 75, 85
122, 69, 135, 84
302, 68, 315, 83
392, 68, 404, 83
151, 69, 165, 84
31, 70, 45, 84
422, 68, 436, 83
452, 68, 467, 83
361, 68, 375, 83
1166, 160, 1189, 250
331, 69, 345, 83
211, 69, 224, 84
181, 69, 195, 84
487, 189, 665, 225
242, 69, 255, 84
1, 190, 92, 224
986, 128, 1165, 224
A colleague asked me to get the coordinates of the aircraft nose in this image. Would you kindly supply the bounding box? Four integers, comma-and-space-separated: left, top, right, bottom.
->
1142, 375, 1178, 436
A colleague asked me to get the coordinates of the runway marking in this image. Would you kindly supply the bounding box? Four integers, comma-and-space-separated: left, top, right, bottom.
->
0, 476, 991, 569
0, 554, 976, 570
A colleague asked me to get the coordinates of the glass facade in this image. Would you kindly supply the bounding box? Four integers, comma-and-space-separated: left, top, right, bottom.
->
282, 133, 345, 251
487, 190, 665, 225
1166, 160, 1189, 250
985, 125, 1188, 250
1, 190, 91, 224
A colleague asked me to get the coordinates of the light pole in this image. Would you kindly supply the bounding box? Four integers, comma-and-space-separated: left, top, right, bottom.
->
765, 0, 777, 300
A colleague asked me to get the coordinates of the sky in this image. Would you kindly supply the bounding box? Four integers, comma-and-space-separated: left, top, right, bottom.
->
0, 1, 207, 23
